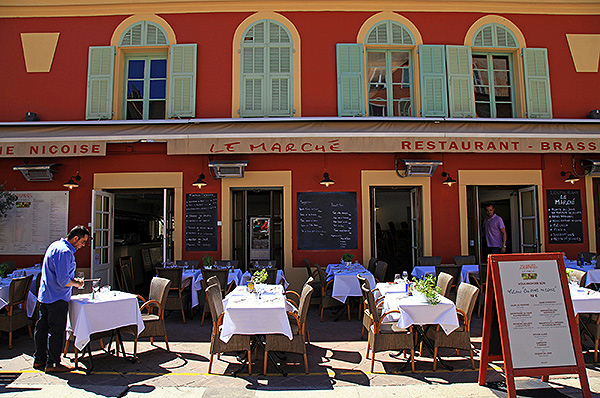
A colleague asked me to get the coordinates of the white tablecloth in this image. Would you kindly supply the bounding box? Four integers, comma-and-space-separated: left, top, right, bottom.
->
565, 261, 600, 286
570, 286, 600, 315
240, 270, 289, 289
382, 292, 459, 335
411, 264, 478, 284
191, 268, 243, 307
67, 291, 144, 351
0, 277, 38, 318
326, 263, 377, 303
220, 285, 293, 343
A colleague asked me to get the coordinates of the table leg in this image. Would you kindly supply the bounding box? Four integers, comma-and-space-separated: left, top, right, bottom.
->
414, 325, 453, 371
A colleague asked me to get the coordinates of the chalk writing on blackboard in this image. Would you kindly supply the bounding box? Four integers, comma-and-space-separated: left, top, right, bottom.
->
546, 189, 583, 244
185, 193, 217, 251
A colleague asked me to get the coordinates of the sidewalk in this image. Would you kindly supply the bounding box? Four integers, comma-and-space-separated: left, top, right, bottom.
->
1, 308, 599, 397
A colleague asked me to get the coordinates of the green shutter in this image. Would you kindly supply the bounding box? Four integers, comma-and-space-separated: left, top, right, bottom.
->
336, 43, 365, 117
523, 48, 552, 118
168, 44, 197, 118
446, 45, 475, 118
86, 46, 114, 120
419, 45, 447, 117
241, 46, 265, 117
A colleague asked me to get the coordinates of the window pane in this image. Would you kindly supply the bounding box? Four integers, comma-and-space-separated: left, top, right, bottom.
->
367, 51, 386, 67
128, 60, 145, 79
473, 70, 489, 86
472, 55, 488, 69
495, 86, 512, 101
127, 101, 144, 119
369, 84, 387, 99
496, 103, 513, 118
150, 80, 166, 99
150, 59, 167, 78
393, 99, 411, 116
493, 56, 509, 70
494, 70, 511, 86
392, 84, 410, 100
127, 81, 144, 99
476, 102, 491, 118
474, 87, 490, 101
149, 100, 166, 119
369, 101, 387, 116
391, 51, 409, 67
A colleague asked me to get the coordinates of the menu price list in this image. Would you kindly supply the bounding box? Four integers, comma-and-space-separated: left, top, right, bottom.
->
546, 189, 583, 244
185, 193, 217, 251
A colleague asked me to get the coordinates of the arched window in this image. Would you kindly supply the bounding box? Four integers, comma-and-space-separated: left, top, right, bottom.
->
472, 23, 518, 48
119, 21, 169, 47
240, 19, 293, 117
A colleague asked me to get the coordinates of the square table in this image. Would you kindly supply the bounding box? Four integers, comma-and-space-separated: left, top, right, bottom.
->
326, 263, 377, 303
411, 264, 479, 284
240, 270, 289, 289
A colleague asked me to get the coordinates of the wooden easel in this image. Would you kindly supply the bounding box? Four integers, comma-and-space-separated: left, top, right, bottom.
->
478, 253, 591, 398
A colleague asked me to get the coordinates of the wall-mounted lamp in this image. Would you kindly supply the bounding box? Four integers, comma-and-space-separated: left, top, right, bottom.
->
560, 171, 580, 184
192, 173, 207, 188
320, 172, 335, 187
441, 171, 457, 187
63, 173, 81, 189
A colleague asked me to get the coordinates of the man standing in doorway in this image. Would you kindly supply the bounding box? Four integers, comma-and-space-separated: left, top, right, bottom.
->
33, 225, 88, 373
483, 204, 507, 255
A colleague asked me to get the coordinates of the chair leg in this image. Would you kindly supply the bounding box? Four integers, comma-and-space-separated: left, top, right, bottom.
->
320, 307, 324, 322
433, 347, 438, 371
201, 310, 206, 326
361, 325, 365, 339
365, 343, 370, 359
27, 324, 33, 339
263, 351, 268, 375
306, 329, 310, 344
411, 349, 415, 373
164, 334, 170, 352
247, 349, 252, 375
470, 348, 475, 369
8, 331, 12, 349
133, 337, 138, 360
595, 340, 599, 363
303, 353, 309, 374
347, 304, 351, 321
208, 353, 214, 374
181, 307, 186, 323
370, 353, 375, 373
63, 339, 70, 357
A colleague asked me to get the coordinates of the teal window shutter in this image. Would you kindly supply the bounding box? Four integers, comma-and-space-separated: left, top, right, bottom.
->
86, 46, 115, 120
419, 45, 447, 117
336, 43, 365, 117
168, 43, 197, 118
523, 48, 552, 119
446, 45, 475, 118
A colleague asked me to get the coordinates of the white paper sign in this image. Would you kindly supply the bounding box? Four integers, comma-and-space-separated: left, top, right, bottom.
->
498, 259, 576, 369
0, 191, 69, 254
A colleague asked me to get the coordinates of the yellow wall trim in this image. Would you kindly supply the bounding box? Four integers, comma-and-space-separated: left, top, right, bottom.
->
585, 176, 597, 252
231, 11, 301, 118
2, 1, 600, 18
566, 34, 600, 73
361, 170, 432, 262
20, 32, 60, 73
93, 172, 183, 259
457, 170, 544, 255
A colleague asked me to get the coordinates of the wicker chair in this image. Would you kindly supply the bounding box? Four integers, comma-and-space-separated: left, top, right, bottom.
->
120, 276, 171, 359
435, 264, 462, 294
357, 274, 384, 339
374, 261, 388, 282
362, 283, 414, 373
569, 269, 587, 287
433, 282, 480, 371
314, 263, 347, 321
417, 256, 441, 266
205, 284, 252, 374
453, 255, 476, 266
436, 272, 454, 298
200, 268, 232, 326
155, 267, 191, 323
0, 275, 33, 349
303, 259, 321, 305
264, 282, 314, 374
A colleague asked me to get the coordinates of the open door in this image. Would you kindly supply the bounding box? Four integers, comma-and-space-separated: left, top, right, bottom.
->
518, 186, 540, 253
163, 188, 174, 263
91, 189, 114, 285
410, 187, 422, 267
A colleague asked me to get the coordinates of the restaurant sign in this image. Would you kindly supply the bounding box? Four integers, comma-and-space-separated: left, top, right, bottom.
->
169, 136, 600, 155
0, 142, 106, 157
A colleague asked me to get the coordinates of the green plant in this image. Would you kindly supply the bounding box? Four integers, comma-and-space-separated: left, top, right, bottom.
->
0, 263, 8, 278
252, 268, 268, 284
0, 184, 17, 218
414, 274, 442, 305
341, 253, 354, 263
202, 254, 213, 268
565, 268, 572, 281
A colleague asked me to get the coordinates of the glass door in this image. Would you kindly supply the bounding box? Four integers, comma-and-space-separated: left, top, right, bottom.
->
163, 188, 174, 263
410, 187, 422, 267
91, 190, 114, 285
518, 186, 539, 253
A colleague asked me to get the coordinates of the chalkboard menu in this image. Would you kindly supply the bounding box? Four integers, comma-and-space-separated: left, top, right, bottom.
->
297, 191, 357, 250
546, 189, 583, 244
185, 193, 218, 251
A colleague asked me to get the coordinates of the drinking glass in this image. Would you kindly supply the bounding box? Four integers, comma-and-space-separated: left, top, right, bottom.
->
92, 280, 100, 297
394, 274, 401, 283
77, 271, 85, 289
402, 271, 409, 281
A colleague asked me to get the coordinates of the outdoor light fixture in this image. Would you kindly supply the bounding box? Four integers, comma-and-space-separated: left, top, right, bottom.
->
13, 164, 58, 181
63, 173, 81, 189
395, 159, 442, 178
320, 172, 335, 187
561, 171, 580, 184
441, 172, 457, 187
192, 173, 207, 188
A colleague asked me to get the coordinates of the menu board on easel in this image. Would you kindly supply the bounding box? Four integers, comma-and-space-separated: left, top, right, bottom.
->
478, 253, 591, 398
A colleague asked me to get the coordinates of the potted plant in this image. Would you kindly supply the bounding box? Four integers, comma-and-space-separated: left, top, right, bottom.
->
0, 262, 8, 278
202, 254, 213, 268
341, 252, 354, 266
414, 274, 442, 305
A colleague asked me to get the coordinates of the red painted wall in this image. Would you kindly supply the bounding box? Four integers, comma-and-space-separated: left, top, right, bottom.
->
1, 11, 599, 121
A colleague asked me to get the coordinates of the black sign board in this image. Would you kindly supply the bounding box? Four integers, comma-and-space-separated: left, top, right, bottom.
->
297, 191, 357, 250
546, 189, 583, 244
185, 193, 218, 251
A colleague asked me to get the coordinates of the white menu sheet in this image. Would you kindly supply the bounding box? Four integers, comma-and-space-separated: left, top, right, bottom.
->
0, 191, 69, 254
498, 259, 576, 369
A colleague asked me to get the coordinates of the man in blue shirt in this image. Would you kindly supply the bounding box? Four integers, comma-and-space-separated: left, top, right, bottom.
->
33, 225, 88, 373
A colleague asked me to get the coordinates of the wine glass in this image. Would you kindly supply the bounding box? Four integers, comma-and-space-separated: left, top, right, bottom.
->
394, 274, 401, 284
92, 279, 100, 298
77, 271, 85, 290
402, 271, 409, 281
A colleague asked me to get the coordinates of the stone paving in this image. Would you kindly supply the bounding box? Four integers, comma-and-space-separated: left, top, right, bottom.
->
0, 303, 599, 397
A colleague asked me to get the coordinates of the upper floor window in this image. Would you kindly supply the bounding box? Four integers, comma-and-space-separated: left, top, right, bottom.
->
86, 19, 197, 120
239, 19, 293, 117
337, 19, 416, 117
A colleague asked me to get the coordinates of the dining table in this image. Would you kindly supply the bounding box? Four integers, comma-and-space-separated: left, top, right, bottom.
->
411, 264, 479, 284
377, 282, 459, 370
67, 290, 144, 373
189, 268, 243, 308
564, 259, 600, 287
221, 284, 294, 376
240, 269, 289, 289
326, 263, 377, 303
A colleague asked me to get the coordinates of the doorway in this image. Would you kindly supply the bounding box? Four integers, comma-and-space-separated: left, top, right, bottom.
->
370, 186, 422, 278
467, 185, 540, 264
232, 189, 283, 271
